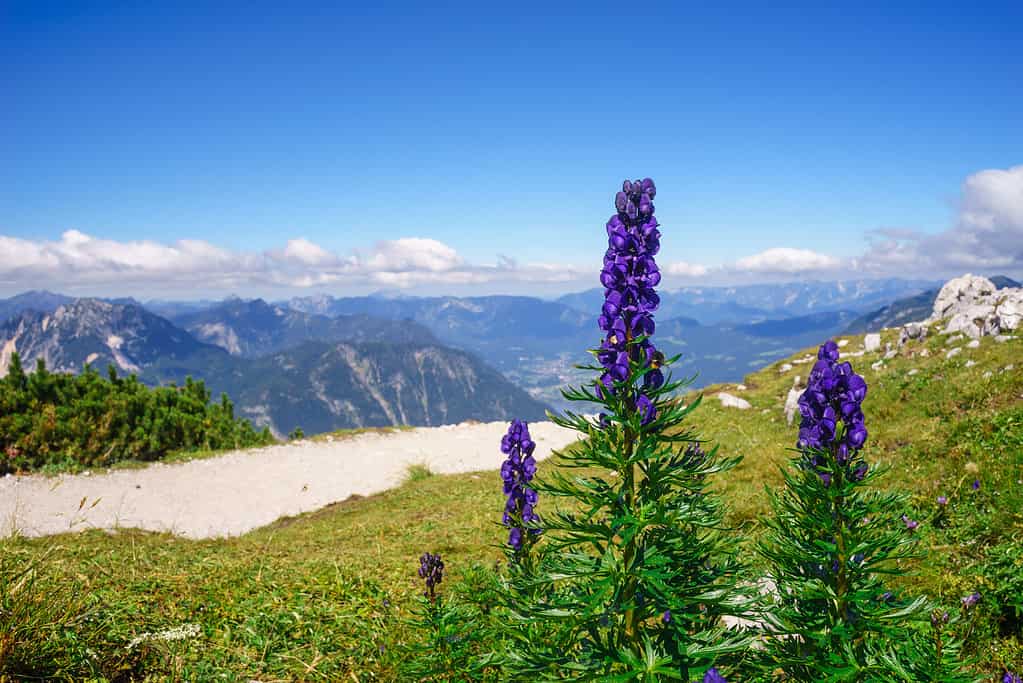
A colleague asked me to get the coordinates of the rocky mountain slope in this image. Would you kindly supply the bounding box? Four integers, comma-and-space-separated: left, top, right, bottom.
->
0, 299, 216, 375
150, 341, 549, 436
0, 290, 73, 322
171, 297, 437, 357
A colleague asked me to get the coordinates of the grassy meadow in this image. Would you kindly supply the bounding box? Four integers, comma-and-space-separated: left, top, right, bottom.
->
2, 328, 1021, 681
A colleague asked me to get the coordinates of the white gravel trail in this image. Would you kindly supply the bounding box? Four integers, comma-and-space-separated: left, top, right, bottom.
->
0, 420, 580, 540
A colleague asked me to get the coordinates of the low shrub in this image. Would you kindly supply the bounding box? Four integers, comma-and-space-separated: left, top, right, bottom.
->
0, 355, 274, 472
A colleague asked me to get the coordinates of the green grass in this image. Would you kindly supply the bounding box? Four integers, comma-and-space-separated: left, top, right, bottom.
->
2, 330, 1021, 680
307, 425, 414, 443
403, 462, 435, 484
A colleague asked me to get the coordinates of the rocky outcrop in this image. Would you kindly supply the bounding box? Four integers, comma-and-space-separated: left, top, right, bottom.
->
717, 392, 751, 410
926, 274, 1023, 339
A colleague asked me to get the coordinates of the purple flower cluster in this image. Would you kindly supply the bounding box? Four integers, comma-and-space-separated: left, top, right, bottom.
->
501, 419, 540, 550
961, 591, 981, 609
1004, 671, 1021, 683
418, 552, 444, 601
597, 178, 664, 425
796, 340, 869, 482
703, 668, 727, 683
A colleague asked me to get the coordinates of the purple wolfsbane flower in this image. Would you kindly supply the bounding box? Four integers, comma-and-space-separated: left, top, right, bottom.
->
703, 668, 727, 683
902, 514, 919, 531
972, 478, 981, 490
795, 340, 872, 486
597, 178, 663, 425
500, 419, 540, 550
961, 592, 981, 609
937, 495, 948, 505
1004, 671, 1022, 683
418, 552, 444, 601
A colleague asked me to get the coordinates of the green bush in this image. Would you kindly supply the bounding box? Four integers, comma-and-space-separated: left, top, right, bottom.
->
0, 353, 274, 473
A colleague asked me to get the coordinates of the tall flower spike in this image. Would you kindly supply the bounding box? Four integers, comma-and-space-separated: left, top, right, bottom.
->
418, 552, 444, 601
598, 178, 663, 425
796, 339, 869, 483
500, 419, 540, 550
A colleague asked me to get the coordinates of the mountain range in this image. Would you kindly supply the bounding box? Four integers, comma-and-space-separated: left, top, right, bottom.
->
557, 278, 939, 324
171, 297, 437, 357
1, 275, 1015, 435
0, 299, 548, 436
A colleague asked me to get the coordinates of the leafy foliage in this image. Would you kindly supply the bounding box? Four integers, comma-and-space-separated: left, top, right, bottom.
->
484, 179, 749, 680
757, 342, 976, 682
0, 353, 273, 472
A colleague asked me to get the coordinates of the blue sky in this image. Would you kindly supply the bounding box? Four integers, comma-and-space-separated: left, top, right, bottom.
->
2, 1, 1022, 297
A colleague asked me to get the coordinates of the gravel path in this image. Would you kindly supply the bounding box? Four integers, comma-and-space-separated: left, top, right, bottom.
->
0, 420, 580, 540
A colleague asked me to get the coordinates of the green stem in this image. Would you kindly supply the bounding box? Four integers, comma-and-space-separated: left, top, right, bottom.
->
832, 447, 849, 633
621, 424, 638, 646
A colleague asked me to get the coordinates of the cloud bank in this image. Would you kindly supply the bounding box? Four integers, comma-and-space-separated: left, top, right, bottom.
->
0, 230, 591, 294
1, 165, 1019, 295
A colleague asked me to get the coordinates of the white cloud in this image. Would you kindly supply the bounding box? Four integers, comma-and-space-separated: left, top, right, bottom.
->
276, 238, 341, 267
734, 247, 841, 274
365, 238, 463, 272
858, 164, 1023, 275
0, 231, 590, 294
665, 261, 709, 278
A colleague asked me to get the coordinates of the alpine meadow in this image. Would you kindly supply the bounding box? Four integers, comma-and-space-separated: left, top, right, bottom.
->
3, 4, 1023, 681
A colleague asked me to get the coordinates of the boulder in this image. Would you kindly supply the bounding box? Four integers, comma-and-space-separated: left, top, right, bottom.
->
928, 273, 1023, 338
946, 347, 962, 359
898, 322, 927, 347
717, 392, 751, 410
864, 333, 882, 352
784, 388, 801, 426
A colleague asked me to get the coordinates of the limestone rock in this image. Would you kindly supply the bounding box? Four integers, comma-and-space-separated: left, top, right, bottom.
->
778, 363, 793, 373
928, 273, 1023, 339
784, 388, 802, 426
946, 348, 962, 359
717, 392, 751, 410
965, 360, 977, 368
864, 333, 882, 352
967, 339, 980, 349
898, 322, 927, 347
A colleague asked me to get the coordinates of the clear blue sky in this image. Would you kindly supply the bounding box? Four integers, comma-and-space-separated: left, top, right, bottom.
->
2, 1, 1022, 296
